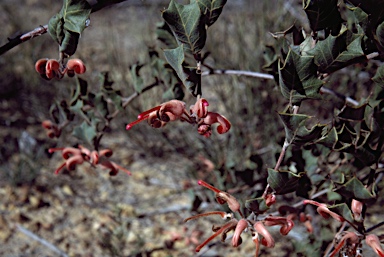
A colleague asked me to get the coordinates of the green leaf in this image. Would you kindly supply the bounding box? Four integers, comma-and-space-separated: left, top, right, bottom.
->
267, 168, 303, 195
279, 112, 326, 146
337, 103, 367, 121
195, 0, 227, 26
303, 0, 343, 34
164, 45, 201, 96
278, 47, 324, 104
162, 0, 207, 54
307, 27, 366, 73
328, 203, 354, 224
372, 65, 384, 88
156, 21, 178, 49
130, 63, 145, 93
72, 121, 97, 145
316, 127, 338, 148
48, 0, 91, 56
336, 177, 376, 201
99, 72, 122, 111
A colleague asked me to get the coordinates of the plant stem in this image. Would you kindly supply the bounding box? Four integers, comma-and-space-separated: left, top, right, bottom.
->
0, 0, 129, 55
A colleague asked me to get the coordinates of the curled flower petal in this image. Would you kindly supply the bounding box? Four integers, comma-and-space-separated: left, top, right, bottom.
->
200, 112, 231, 135
232, 219, 248, 247
198, 180, 242, 216
191, 97, 209, 118
254, 221, 275, 248
65, 155, 84, 171
264, 216, 294, 236
303, 200, 345, 222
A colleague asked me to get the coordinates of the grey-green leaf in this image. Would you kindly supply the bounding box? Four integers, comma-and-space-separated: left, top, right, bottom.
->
278, 47, 324, 105
307, 27, 366, 73
162, 0, 207, 54
48, 0, 91, 56
195, 0, 227, 26
164, 45, 201, 96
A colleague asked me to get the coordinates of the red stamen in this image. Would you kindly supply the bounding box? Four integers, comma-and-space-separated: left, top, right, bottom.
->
137, 106, 161, 119
48, 148, 64, 153
54, 162, 66, 175
198, 180, 221, 193
126, 116, 149, 130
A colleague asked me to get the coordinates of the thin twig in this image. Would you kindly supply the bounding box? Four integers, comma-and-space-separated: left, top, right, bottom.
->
0, 0, 129, 55
15, 224, 69, 257
201, 69, 361, 107
201, 69, 274, 80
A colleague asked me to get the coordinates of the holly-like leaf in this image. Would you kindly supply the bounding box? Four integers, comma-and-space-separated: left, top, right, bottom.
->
278, 47, 324, 104
267, 168, 303, 195
316, 127, 338, 148
303, 0, 343, 34
279, 112, 326, 146
48, 0, 91, 56
72, 121, 97, 145
307, 26, 366, 74
162, 0, 207, 54
195, 0, 227, 26
163, 45, 201, 96
336, 176, 376, 201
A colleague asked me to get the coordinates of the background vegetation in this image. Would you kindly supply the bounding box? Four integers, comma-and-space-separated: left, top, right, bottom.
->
1, 0, 383, 256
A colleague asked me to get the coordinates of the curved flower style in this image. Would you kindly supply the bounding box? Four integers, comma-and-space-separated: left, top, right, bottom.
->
126, 100, 191, 130
49, 146, 131, 176
126, 97, 232, 137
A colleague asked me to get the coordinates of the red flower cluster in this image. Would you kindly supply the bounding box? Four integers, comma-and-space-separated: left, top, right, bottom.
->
35, 58, 86, 80
42, 120, 61, 138
184, 180, 294, 256
49, 145, 131, 176
304, 199, 384, 257
126, 98, 231, 137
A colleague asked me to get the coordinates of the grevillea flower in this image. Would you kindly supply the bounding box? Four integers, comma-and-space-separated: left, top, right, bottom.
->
126, 100, 192, 130
263, 216, 294, 236
329, 231, 361, 257
183, 180, 297, 256
197, 112, 231, 138
232, 218, 248, 247
49, 146, 131, 176
35, 58, 86, 80
126, 97, 231, 137
303, 200, 345, 222
198, 180, 243, 217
